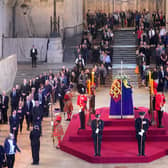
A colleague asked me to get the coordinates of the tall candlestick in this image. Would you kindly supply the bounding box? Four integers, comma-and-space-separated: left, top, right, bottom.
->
88, 79, 91, 95
92, 71, 94, 86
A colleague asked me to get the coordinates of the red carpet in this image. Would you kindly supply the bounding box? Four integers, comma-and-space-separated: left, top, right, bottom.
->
60, 107, 168, 163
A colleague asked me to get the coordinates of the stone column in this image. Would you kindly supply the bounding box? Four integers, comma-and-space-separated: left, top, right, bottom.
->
64, 0, 83, 37
166, 0, 168, 31
0, 1, 3, 58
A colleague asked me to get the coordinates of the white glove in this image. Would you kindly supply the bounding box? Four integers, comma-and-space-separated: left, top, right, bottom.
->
138, 131, 143, 136
161, 106, 165, 112
142, 121, 146, 125
141, 129, 145, 133
95, 128, 99, 134
51, 121, 54, 126
79, 109, 82, 113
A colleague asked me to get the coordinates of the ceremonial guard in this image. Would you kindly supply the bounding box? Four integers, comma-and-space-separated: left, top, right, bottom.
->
52, 115, 64, 149
30, 125, 41, 165
64, 90, 73, 121
155, 91, 166, 128
135, 112, 149, 156
77, 87, 87, 129
91, 113, 104, 156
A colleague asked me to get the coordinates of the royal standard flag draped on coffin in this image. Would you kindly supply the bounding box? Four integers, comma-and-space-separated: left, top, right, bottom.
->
109, 76, 134, 117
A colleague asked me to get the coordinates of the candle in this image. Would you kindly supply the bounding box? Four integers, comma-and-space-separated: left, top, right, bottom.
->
88, 80, 91, 95
92, 71, 94, 86
150, 79, 154, 95
148, 71, 151, 87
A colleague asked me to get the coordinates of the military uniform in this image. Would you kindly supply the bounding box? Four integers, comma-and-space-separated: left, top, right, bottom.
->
91, 115, 104, 156
77, 94, 87, 129
135, 112, 149, 156
155, 92, 165, 128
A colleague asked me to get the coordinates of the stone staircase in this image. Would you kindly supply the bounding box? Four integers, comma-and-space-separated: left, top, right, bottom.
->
112, 29, 136, 66
63, 33, 82, 63
111, 29, 138, 87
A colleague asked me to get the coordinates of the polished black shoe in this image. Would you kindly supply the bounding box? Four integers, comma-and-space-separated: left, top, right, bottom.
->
142, 154, 146, 156
137, 153, 141, 156
31, 162, 39, 165
78, 128, 85, 130
94, 153, 97, 156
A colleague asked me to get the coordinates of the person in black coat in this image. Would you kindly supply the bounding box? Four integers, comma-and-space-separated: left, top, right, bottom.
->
30, 125, 41, 165
158, 65, 165, 92
0, 145, 5, 168
9, 110, 20, 142
10, 87, 19, 113
91, 113, 104, 156
135, 111, 149, 156
23, 96, 33, 131
30, 45, 38, 68
17, 101, 24, 133
1, 91, 9, 124
20, 79, 30, 102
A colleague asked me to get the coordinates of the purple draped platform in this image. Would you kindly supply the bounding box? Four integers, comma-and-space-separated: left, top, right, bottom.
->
109, 84, 133, 116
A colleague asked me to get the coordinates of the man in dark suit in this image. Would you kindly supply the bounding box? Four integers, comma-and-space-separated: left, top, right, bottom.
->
20, 79, 30, 101
30, 125, 41, 165
23, 96, 33, 131
135, 111, 149, 156
91, 113, 104, 156
1, 91, 9, 124
0, 144, 5, 168
9, 110, 20, 142
10, 87, 19, 113
30, 45, 38, 68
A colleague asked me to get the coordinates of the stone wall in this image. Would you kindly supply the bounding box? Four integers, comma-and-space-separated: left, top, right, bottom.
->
64, 0, 83, 37
0, 0, 12, 58
85, 0, 166, 14
3, 38, 48, 62
0, 55, 17, 93
13, 0, 83, 37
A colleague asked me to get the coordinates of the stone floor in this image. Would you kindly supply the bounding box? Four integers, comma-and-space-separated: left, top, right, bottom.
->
2, 63, 168, 168
1, 87, 168, 168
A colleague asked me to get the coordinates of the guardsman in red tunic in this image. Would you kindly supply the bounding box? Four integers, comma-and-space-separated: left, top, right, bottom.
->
155, 92, 166, 128
64, 90, 73, 121
77, 87, 87, 129
52, 115, 64, 149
